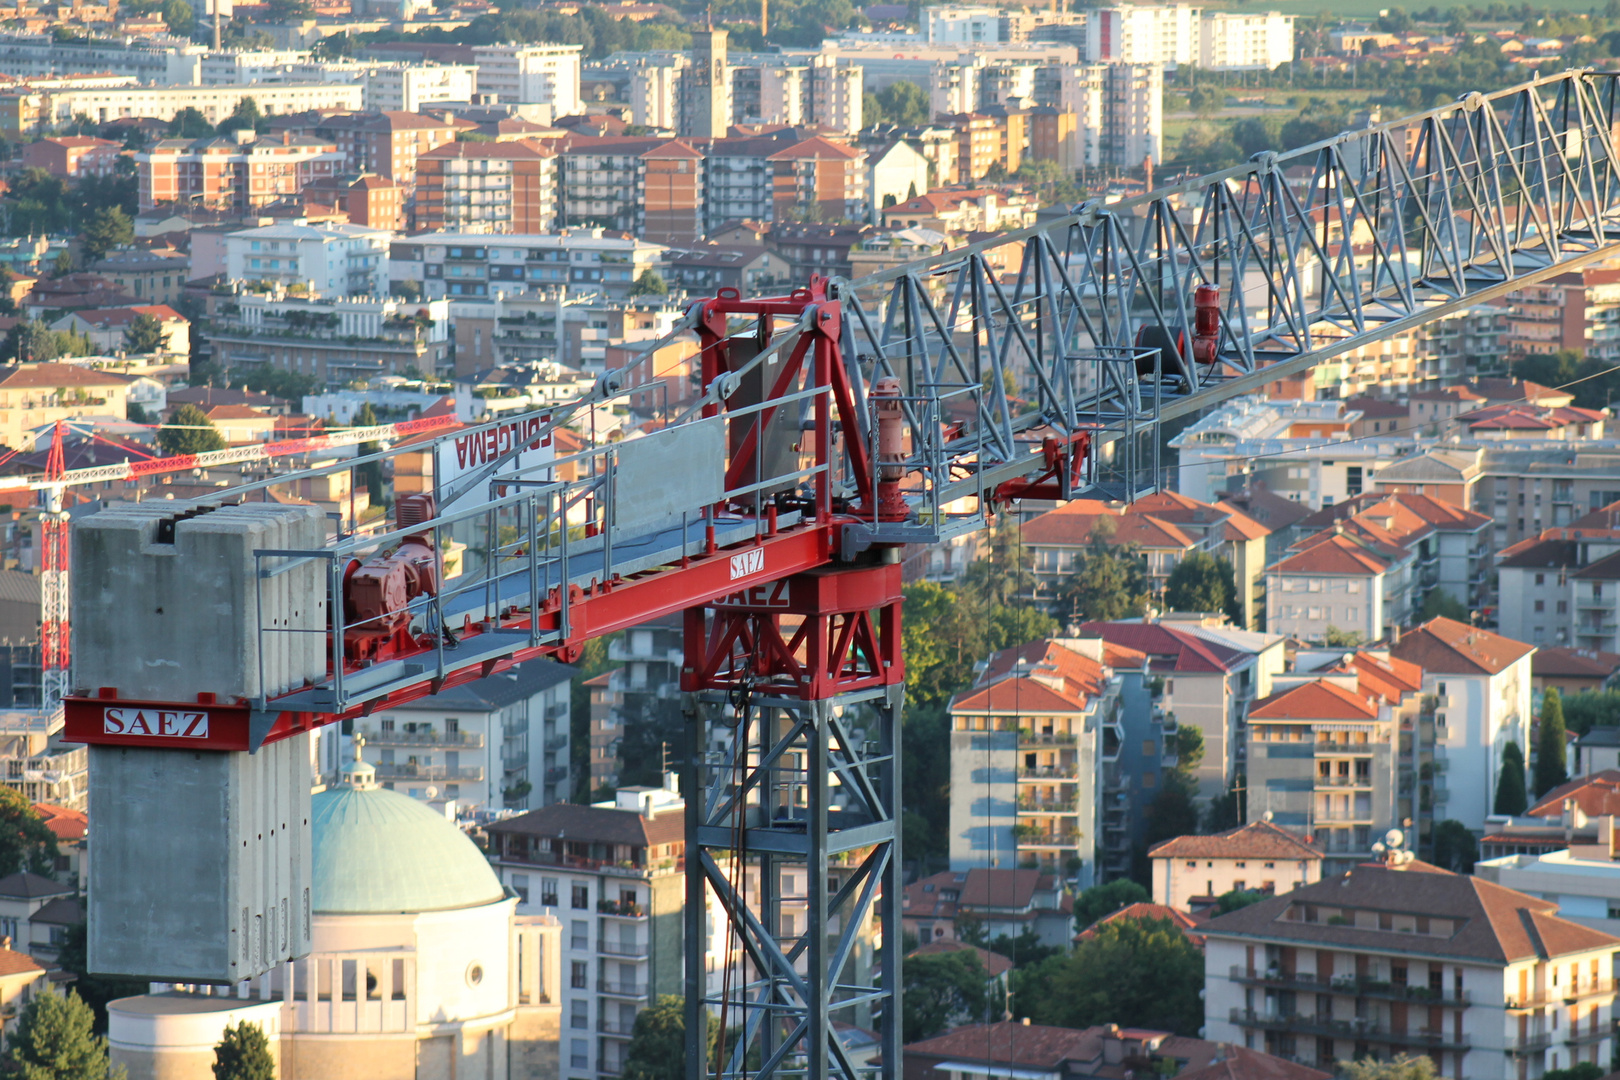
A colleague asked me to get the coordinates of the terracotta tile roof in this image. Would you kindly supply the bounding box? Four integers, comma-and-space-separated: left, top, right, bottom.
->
1076, 902, 1206, 947
1527, 770, 1620, 818
906, 940, 1014, 978
1149, 821, 1322, 862
949, 675, 1086, 713
0, 948, 42, 977
1573, 550, 1620, 581
903, 869, 966, 921
1337, 651, 1423, 702
31, 803, 85, 842
1249, 679, 1379, 721
419, 140, 554, 160
1021, 504, 1200, 550
1498, 537, 1580, 569
1271, 533, 1392, 576
1200, 862, 1620, 963
0, 363, 131, 389
1533, 646, 1620, 679
1175, 1046, 1331, 1080
765, 135, 860, 161
958, 868, 1056, 910
902, 1020, 1096, 1066
485, 800, 684, 847
1077, 622, 1246, 674
978, 639, 1110, 700
1389, 616, 1535, 676
203, 404, 274, 421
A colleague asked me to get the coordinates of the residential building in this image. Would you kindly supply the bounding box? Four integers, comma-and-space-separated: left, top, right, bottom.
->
809, 52, 863, 134
901, 867, 1075, 950
586, 617, 684, 797
333, 661, 571, 814
136, 130, 345, 213
389, 230, 666, 304
18, 134, 120, 178
208, 290, 451, 382
300, 173, 405, 230
1082, 4, 1200, 66
363, 63, 479, 113
555, 134, 702, 243
0, 945, 43, 1037
1476, 806, 1620, 934
1389, 617, 1535, 832
1201, 854, 1620, 1078
1502, 265, 1620, 361
3, 81, 363, 137
1150, 821, 1323, 911
484, 782, 739, 1079
1100, 62, 1162, 166
664, 243, 790, 296
0, 871, 77, 962
881, 186, 1037, 234
1533, 646, 1620, 697
1077, 621, 1264, 804
472, 43, 583, 120
87, 248, 190, 307
281, 110, 458, 193
224, 222, 391, 296
946, 637, 1116, 881
629, 55, 685, 130
413, 139, 559, 235
49, 304, 189, 356
925, 7, 1006, 45
765, 222, 874, 280
1199, 12, 1295, 71
0, 363, 132, 447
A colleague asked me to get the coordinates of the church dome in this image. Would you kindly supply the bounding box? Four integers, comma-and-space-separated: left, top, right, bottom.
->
311, 766, 507, 915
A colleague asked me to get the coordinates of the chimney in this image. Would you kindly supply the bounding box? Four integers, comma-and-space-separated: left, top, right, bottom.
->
1021, 1017, 1031, 1026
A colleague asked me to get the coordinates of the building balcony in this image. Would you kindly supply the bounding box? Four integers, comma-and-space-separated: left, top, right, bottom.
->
597, 899, 646, 919
1017, 796, 1079, 813
598, 1017, 635, 1038
598, 980, 648, 1000
374, 763, 483, 782
1316, 775, 1374, 788
1228, 968, 1470, 1006
1017, 830, 1081, 848
354, 726, 484, 749
1564, 1026, 1609, 1047
1509, 1032, 1554, 1053
1507, 980, 1613, 1009
1228, 1008, 1469, 1050
1018, 764, 1079, 780
597, 940, 648, 959
1018, 732, 1077, 747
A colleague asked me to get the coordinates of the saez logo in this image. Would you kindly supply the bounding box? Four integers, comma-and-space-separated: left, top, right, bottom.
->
729, 548, 765, 580
102, 708, 210, 739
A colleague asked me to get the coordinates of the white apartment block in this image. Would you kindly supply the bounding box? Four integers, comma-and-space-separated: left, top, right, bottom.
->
1202, 857, 1620, 1079
364, 64, 479, 112
1265, 534, 1414, 645
12, 81, 364, 132
473, 44, 584, 120
1083, 4, 1201, 67
756, 64, 809, 126
331, 661, 572, 814
630, 59, 684, 130
926, 6, 1006, 44
389, 230, 667, 303
1199, 12, 1295, 72
1103, 62, 1162, 166
225, 222, 392, 297
930, 56, 983, 118
1151, 821, 1323, 911
1390, 618, 1535, 833
810, 54, 863, 135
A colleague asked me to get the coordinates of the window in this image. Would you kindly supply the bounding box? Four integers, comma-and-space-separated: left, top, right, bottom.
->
1535, 600, 1546, 612
511, 873, 529, 904
571, 884, 588, 909
570, 962, 587, 989
540, 878, 559, 906
1536, 573, 1546, 586
1186, 860, 1197, 869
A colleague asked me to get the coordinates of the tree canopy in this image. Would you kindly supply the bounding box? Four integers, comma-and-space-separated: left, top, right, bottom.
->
628, 269, 668, 297
1162, 551, 1241, 624
1071, 878, 1149, 931
1561, 689, 1620, 735
79, 206, 132, 265
56, 923, 147, 1033
211, 1022, 274, 1080
621, 996, 704, 1080
123, 313, 164, 354
1339, 1054, 1438, 1080
1430, 819, 1478, 873
0, 787, 57, 879
862, 80, 929, 127
1053, 523, 1151, 623
2, 985, 122, 1080
1534, 688, 1569, 798
903, 948, 991, 1042
158, 404, 228, 456
1011, 917, 1204, 1035
1495, 741, 1528, 816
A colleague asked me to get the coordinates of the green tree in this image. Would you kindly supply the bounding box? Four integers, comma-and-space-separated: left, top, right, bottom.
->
1012, 917, 1203, 1035
123, 312, 164, 354
902, 948, 990, 1041
56, 923, 147, 1034
1072, 878, 1149, 931
161, 0, 194, 33
1420, 589, 1469, 622
628, 269, 668, 297
1231, 116, 1278, 158
157, 403, 227, 456
167, 107, 214, 138
1535, 688, 1569, 798
1323, 626, 1365, 647
1495, 742, 1528, 816
1186, 85, 1223, 116
264, 0, 312, 19
1540, 1064, 1605, 1080
874, 80, 929, 126
1142, 772, 1199, 854
1163, 552, 1240, 623
216, 97, 265, 137
1204, 773, 1246, 832
1174, 123, 1242, 171
621, 995, 702, 1080
1173, 725, 1205, 773
1561, 689, 1620, 735
211, 1021, 273, 1080
0, 788, 57, 878
2, 321, 90, 363
3, 984, 124, 1080
1431, 819, 1478, 872
1055, 522, 1151, 623
1215, 889, 1264, 914
1339, 1054, 1437, 1080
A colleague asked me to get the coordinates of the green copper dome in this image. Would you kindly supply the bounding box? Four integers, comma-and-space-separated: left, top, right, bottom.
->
311, 780, 507, 915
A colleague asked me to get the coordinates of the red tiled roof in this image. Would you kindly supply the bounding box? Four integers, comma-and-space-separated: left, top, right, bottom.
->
958, 868, 1056, 910
1389, 616, 1535, 676
1149, 821, 1322, 861
0, 363, 131, 389
949, 675, 1086, 713
1528, 770, 1620, 818
765, 135, 861, 161
1271, 533, 1392, 575
1249, 679, 1379, 721
1533, 646, 1620, 679
1077, 622, 1246, 674
906, 940, 1014, 978
902, 1021, 1095, 1066
31, 803, 84, 842
1076, 902, 1207, 947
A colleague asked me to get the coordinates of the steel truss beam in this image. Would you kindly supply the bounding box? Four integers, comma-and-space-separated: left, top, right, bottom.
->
683, 563, 903, 1080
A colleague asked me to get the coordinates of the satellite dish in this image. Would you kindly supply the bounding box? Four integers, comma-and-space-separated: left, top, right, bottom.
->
425, 785, 439, 799
1262, 810, 1274, 822
1371, 842, 1385, 854
1385, 828, 1405, 848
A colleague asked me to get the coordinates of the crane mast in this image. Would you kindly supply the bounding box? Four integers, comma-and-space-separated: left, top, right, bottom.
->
51, 68, 1620, 1080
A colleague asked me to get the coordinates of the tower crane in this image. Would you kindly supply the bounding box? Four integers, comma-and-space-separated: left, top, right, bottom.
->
54, 69, 1620, 1080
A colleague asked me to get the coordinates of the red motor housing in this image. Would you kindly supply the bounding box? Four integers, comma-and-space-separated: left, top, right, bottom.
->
342, 495, 440, 662
1191, 283, 1221, 366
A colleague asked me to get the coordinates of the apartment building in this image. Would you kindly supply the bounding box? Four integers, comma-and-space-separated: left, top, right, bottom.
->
88, 248, 190, 307
1266, 528, 1414, 645
137, 130, 345, 212
629, 55, 685, 130
1389, 618, 1535, 832
19, 134, 119, 178
587, 618, 684, 796
554, 134, 704, 243
335, 661, 571, 813
1100, 62, 1162, 167
903, 867, 1080, 950
1202, 856, 1620, 1078
286, 110, 457, 192
0, 363, 132, 448
472, 43, 583, 121
1494, 506, 1620, 649
389, 230, 666, 303
1150, 820, 1323, 911
413, 139, 559, 235
0, 81, 363, 136
1502, 265, 1620, 361
1198, 12, 1295, 70
946, 638, 1115, 882
224, 221, 391, 297
300, 173, 404, 230
208, 290, 451, 382
1078, 621, 1263, 804
1083, 4, 1200, 66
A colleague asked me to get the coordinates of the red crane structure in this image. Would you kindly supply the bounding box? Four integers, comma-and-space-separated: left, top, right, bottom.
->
56, 70, 1620, 1080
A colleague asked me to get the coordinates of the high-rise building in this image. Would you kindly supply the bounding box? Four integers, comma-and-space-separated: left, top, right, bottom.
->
1199, 11, 1295, 71
136, 130, 345, 212
1082, 3, 1202, 66
413, 140, 560, 235
473, 43, 584, 121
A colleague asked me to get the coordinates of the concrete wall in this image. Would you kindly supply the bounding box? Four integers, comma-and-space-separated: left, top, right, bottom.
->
947, 730, 1017, 872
